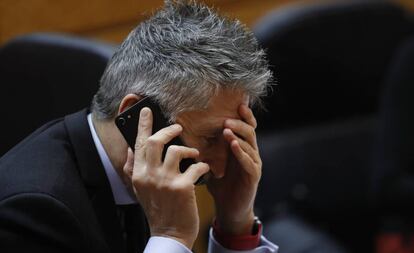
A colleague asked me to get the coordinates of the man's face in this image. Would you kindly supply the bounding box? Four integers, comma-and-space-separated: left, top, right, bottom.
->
176, 89, 247, 179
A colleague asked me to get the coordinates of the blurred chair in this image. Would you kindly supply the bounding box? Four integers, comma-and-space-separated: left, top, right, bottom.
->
253, 0, 414, 132
258, 116, 377, 253
372, 35, 414, 253
253, 1, 414, 252
0, 33, 116, 156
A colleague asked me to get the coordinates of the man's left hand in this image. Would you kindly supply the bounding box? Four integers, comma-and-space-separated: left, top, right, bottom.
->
207, 103, 261, 236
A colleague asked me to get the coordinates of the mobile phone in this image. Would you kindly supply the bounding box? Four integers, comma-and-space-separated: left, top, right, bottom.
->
115, 97, 204, 185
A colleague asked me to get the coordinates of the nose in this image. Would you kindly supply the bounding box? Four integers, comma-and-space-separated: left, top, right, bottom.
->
205, 139, 229, 179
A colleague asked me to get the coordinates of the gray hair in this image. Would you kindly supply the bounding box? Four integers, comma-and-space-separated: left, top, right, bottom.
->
91, 0, 272, 121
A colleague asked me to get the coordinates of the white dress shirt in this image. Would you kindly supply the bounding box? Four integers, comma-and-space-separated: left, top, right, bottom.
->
87, 113, 278, 253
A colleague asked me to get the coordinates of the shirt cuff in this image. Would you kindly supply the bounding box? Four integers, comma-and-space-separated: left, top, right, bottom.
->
209, 228, 279, 253
144, 236, 192, 253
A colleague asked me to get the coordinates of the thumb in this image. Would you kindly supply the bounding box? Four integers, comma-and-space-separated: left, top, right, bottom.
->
122, 147, 134, 186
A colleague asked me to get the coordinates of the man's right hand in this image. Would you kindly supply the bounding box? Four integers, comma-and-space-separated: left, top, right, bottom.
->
122, 107, 210, 249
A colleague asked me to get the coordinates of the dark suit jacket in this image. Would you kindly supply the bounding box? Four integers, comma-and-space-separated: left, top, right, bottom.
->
0, 109, 149, 253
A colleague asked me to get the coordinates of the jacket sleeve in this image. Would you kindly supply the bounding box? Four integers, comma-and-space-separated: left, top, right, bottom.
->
208, 228, 279, 253
0, 192, 91, 253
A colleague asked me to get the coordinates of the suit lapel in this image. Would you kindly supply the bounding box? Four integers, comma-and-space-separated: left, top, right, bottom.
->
64, 109, 125, 253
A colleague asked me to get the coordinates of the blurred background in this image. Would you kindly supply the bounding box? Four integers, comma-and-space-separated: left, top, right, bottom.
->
0, 0, 308, 44
1, 0, 414, 253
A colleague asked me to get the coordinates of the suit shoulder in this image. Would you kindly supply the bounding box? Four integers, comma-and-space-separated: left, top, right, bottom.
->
0, 119, 83, 202
0, 192, 93, 252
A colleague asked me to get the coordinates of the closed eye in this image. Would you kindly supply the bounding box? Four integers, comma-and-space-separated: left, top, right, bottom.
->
204, 135, 219, 145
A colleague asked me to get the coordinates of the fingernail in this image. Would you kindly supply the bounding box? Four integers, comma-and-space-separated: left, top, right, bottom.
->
173, 124, 182, 131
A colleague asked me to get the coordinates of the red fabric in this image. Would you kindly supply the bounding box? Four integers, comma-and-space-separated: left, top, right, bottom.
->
212, 219, 262, 250
376, 233, 414, 253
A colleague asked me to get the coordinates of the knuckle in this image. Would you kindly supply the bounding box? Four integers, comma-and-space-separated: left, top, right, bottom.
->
160, 129, 178, 141
249, 126, 256, 138
171, 180, 192, 193
154, 180, 170, 192
131, 165, 150, 180
167, 145, 181, 156
132, 174, 143, 185
252, 118, 258, 129
161, 182, 178, 192
133, 173, 156, 189
122, 164, 130, 174
146, 136, 162, 148
146, 177, 158, 187
134, 138, 146, 150
139, 117, 151, 129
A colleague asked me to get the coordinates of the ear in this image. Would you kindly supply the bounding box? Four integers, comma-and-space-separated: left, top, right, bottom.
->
118, 94, 143, 115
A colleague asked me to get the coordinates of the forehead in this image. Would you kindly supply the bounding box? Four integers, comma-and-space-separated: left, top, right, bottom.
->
177, 89, 247, 132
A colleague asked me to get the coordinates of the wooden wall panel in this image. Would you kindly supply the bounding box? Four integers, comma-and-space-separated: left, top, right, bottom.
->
399, 0, 414, 10
0, 0, 160, 44
1, 0, 413, 44
81, 0, 294, 43
0, 0, 294, 45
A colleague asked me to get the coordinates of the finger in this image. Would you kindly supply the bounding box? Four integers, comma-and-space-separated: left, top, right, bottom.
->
230, 139, 256, 175
163, 145, 199, 172
135, 107, 153, 159
182, 162, 210, 184
123, 147, 134, 176
223, 119, 257, 149
223, 128, 259, 163
239, 104, 257, 129
122, 147, 134, 186
145, 124, 183, 167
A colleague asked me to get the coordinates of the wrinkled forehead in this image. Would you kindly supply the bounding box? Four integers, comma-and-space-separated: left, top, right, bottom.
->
208, 88, 248, 111
176, 88, 248, 133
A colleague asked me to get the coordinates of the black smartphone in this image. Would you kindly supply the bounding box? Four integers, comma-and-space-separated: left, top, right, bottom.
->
115, 97, 204, 185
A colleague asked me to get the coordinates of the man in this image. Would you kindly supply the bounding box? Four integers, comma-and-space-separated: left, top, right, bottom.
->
0, 1, 277, 252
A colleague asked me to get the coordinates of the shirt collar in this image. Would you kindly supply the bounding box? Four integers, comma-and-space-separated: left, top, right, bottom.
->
87, 113, 137, 205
